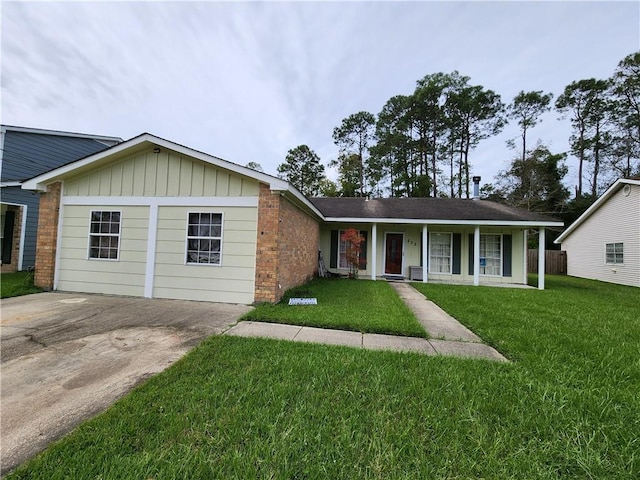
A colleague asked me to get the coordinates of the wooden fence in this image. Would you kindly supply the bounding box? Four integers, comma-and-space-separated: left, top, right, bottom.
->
528, 250, 567, 275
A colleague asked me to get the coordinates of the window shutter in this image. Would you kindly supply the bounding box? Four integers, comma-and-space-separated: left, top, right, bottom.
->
452, 233, 461, 274
2, 210, 16, 264
502, 234, 512, 277
468, 233, 474, 275
330, 230, 338, 269
359, 230, 368, 270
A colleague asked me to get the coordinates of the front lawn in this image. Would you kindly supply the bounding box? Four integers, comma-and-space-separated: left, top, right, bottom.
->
1, 271, 41, 298
243, 277, 426, 338
7, 275, 640, 478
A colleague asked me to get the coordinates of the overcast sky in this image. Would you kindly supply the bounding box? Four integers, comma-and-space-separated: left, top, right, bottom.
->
2, 1, 639, 192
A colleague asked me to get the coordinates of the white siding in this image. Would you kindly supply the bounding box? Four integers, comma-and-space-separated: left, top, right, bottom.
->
57, 205, 148, 296
152, 206, 257, 303
562, 185, 640, 287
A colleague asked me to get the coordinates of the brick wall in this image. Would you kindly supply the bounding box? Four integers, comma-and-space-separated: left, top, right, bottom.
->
254, 184, 319, 303
1, 205, 23, 273
34, 182, 62, 289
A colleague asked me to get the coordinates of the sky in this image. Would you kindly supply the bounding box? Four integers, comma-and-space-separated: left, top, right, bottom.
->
2, 1, 639, 194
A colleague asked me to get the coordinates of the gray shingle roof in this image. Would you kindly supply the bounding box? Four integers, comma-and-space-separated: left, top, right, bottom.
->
1, 129, 120, 182
309, 197, 561, 223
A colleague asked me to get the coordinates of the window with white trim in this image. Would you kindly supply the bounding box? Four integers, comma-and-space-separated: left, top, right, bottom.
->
186, 213, 222, 265
338, 229, 349, 269
429, 233, 452, 274
89, 211, 121, 260
605, 243, 623, 264
480, 234, 501, 276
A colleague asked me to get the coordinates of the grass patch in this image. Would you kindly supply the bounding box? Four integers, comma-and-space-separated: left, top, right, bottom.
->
7, 275, 640, 478
1, 271, 42, 298
243, 277, 426, 337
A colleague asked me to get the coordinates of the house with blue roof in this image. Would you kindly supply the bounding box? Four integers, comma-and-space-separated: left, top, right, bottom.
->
1, 126, 122, 272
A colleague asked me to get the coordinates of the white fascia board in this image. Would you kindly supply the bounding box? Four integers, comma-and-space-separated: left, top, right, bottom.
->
323, 217, 564, 227
280, 185, 325, 220
554, 178, 640, 244
1, 182, 22, 187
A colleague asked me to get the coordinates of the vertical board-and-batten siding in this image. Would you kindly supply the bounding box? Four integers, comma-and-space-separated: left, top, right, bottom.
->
56, 148, 260, 302
563, 185, 640, 287
63, 149, 259, 198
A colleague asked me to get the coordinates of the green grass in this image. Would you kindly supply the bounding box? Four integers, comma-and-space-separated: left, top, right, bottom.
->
243, 277, 426, 337
7, 275, 640, 478
1, 271, 42, 298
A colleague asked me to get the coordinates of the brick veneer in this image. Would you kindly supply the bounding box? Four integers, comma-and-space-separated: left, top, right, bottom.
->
34, 182, 62, 289
1, 205, 23, 273
254, 184, 319, 303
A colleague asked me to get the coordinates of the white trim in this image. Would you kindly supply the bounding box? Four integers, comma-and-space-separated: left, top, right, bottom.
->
371, 223, 377, 280
523, 229, 528, 285
87, 209, 122, 261
422, 225, 428, 283
473, 227, 480, 286
17, 204, 27, 271
144, 204, 158, 298
0, 127, 6, 178
479, 233, 502, 277
555, 178, 640, 243
538, 227, 545, 290
53, 184, 65, 289
184, 211, 224, 267
62, 196, 258, 208
1, 182, 22, 187
324, 217, 563, 227
383, 232, 405, 276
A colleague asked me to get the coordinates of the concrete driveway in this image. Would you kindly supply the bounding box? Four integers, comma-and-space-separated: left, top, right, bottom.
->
0, 292, 251, 475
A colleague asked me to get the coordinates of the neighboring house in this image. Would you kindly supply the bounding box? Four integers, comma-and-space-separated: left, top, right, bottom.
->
22, 133, 562, 304
555, 178, 640, 287
1, 125, 122, 273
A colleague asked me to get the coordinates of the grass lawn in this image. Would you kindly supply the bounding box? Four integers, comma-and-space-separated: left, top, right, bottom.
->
7, 275, 640, 478
1, 271, 42, 298
243, 277, 426, 338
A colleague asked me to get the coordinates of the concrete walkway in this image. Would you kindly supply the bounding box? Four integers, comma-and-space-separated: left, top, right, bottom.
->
225, 283, 507, 362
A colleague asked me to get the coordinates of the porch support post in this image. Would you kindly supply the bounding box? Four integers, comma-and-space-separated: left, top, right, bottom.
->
422, 224, 428, 283
473, 225, 480, 286
538, 227, 545, 290
523, 229, 528, 285
370, 223, 377, 281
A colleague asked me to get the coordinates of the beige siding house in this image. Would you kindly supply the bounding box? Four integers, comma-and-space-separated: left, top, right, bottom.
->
556, 178, 640, 287
23, 133, 563, 304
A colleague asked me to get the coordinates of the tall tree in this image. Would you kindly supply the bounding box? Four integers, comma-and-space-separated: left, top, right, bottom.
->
610, 51, 640, 177
277, 145, 326, 197
245, 161, 263, 172
506, 90, 553, 165
496, 144, 569, 215
332, 111, 377, 197
445, 82, 506, 197
556, 78, 612, 198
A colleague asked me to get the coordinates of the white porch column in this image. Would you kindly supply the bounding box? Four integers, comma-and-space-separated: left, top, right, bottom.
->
370, 223, 377, 281
538, 227, 545, 290
523, 229, 528, 285
473, 226, 480, 286
422, 224, 428, 283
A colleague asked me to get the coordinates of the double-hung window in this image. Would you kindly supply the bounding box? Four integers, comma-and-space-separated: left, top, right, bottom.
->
480, 234, 501, 276
186, 213, 223, 265
605, 243, 623, 264
89, 211, 121, 260
429, 233, 452, 274
338, 229, 350, 269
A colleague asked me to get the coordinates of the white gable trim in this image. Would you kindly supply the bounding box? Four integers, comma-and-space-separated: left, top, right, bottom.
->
323, 217, 563, 227
555, 178, 640, 244
1, 125, 123, 143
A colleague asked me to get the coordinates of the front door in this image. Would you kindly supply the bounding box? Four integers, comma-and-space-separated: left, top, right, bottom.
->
384, 233, 403, 275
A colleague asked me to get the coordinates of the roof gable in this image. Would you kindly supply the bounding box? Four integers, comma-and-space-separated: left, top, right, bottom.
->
555, 178, 640, 243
